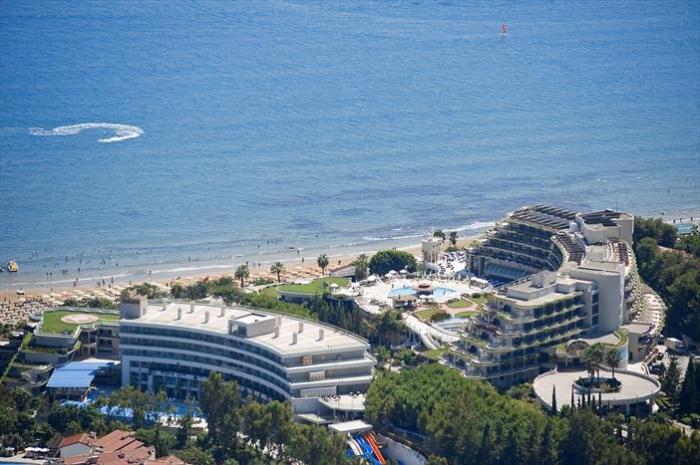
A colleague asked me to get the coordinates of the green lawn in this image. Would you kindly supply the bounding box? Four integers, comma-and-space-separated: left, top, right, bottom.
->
41, 310, 120, 334
446, 299, 470, 309
470, 293, 492, 306
415, 307, 444, 321
277, 277, 349, 295
456, 310, 479, 318
423, 348, 448, 360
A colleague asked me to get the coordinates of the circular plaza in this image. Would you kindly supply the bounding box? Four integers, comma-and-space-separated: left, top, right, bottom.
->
533, 368, 660, 416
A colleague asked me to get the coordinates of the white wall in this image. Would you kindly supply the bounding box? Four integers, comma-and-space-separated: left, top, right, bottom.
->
570, 266, 624, 333
60, 443, 92, 458
380, 435, 427, 465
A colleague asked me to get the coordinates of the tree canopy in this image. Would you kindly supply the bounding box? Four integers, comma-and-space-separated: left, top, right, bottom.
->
633, 223, 700, 341
368, 250, 417, 275
365, 364, 699, 465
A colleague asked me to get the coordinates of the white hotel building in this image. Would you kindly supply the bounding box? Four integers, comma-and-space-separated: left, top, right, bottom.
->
119, 297, 375, 415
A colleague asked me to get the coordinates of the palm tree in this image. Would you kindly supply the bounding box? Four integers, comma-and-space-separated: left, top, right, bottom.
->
352, 254, 369, 281
583, 349, 596, 385
590, 343, 605, 380
449, 231, 458, 247
317, 254, 329, 275
433, 229, 445, 241
584, 343, 605, 383
270, 262, 285, 283
234, 264, 249, 288
605, 349, 621, 380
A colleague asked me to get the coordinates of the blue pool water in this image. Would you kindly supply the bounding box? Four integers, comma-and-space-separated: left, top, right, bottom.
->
387, 287, 416, 297
386, 286, 456, 298
1, 1, 698, 290
432, 287, 457, 298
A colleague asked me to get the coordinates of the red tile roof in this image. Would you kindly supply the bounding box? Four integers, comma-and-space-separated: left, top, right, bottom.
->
144, 455, 186, 465
59, 433, 95, 449
60, 430, 157, 465
93, 430, 145, 453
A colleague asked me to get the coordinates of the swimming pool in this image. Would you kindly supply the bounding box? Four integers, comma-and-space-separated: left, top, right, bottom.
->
432, 287, 457, 298
386, 286, 457, 298
387, 287, 416, 297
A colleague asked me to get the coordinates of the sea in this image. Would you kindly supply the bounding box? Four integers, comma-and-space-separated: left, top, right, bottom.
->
1, 0, 698, 291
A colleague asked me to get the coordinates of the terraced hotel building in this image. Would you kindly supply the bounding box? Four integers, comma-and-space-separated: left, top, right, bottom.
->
119, 297, 375, 414
463, 206, 649, 387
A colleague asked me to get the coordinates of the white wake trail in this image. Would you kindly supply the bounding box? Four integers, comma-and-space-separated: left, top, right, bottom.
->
29, 123, 144, 143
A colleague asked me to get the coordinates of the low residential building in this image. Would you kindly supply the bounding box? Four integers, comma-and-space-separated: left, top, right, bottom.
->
58, 432, 96, 458
58, 429, 180, 465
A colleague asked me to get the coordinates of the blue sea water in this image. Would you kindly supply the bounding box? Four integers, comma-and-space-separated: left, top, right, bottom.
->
1, 1, 699, 289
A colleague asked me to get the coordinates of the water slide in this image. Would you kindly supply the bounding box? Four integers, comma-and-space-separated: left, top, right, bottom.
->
365, 433, 386, 464
353, 434, 382, 465
417, 330, 439, 350
347, 438, 362, 456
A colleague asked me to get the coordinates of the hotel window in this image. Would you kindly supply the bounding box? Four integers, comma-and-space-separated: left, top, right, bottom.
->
302, 355, 313, 366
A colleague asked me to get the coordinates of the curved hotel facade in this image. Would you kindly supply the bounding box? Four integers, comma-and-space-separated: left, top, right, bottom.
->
462, 206, 653, 388
119, 297, 375, 414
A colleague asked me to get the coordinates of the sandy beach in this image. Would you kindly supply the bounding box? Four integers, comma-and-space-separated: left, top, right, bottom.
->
0, 236, 480, 309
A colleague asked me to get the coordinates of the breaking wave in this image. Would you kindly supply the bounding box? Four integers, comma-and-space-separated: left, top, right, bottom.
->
29, 123, 143, 143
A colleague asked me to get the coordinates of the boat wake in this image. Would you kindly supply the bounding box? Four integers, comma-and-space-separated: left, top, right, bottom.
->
29, 123, 144, 143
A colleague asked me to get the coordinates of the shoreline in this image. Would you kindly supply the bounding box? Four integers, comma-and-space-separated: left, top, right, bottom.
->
0, 235, 481, 304
2, 207, 697, 303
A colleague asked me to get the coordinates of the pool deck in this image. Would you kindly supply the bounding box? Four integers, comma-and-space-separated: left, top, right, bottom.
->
356, 277, 480, 310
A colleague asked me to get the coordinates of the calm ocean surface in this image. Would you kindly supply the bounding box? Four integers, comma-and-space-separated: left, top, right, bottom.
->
1, 1, 699, 289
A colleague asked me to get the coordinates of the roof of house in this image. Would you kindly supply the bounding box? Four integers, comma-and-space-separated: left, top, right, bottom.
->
92, 430, 141, 452
144, 456, 186, 465
62, 430, 155, 465
58, 433, 95, 449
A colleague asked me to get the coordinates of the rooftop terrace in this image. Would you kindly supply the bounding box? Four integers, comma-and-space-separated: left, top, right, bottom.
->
123, 301, 369, 355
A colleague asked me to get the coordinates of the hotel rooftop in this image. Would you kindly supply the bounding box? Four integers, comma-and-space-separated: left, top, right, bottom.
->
124, 300, 370, 355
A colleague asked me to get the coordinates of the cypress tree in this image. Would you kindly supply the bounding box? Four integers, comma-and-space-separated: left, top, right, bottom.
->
678, 358, 698, 415
571, 387, 575, 409
551, 385, 557, 414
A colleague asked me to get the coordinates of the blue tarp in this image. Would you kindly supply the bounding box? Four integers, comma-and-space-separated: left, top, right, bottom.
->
47, 360, 114, 389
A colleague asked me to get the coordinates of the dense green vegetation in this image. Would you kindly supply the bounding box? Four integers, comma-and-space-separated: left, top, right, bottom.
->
0, 377, 351, 465
62, 296, 118, 309
368, 250, 417, 275
633, 217, 700, 341
277, 277, 348, 294
366, 364, 700, 465
170, 277, 316, 320
40, 310, 119, 334
197, 372, 351, 465
127, 282, 168, 299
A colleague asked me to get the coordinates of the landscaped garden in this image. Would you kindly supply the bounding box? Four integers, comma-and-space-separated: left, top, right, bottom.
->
276, 277, 349, 295
41, 310, 120, 334
415, 306, 447, 322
